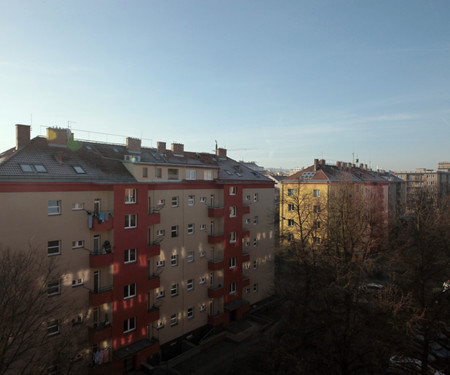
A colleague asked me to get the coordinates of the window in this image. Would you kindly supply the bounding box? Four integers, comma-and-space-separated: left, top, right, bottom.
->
187, 251, 194, 262
200, 304, 206, 312
168, 168, 179, 180
157, 229, 165, 237
229, 186, 237, 195
253, 283, 258, 293
20, 164, 33, 172
72, 202, 84, 210
229, 257, 237, 269
72, 240, 84, 249
313, 189, 321, 197
125, 188, 136, 204
72, 278, 83, 287
200, 224, 206, 231
124, 249, 137, 264
171, 196, 179, 207
48, 240, 61, 256
186, 196, 196, 207
73, 165, 85, 174
199, 276, 206, 284
171, 254, 178, 266
186, 169, 196, 180
287, 189, 294, 197
156, 260, 165, 267
171, 283, 178, 297
156, 289, 165, 298
245, 218, 251, 224
123, 317, 136, 333
171, 225, 179, 238
47, 280, 61, 296
204, 170, 214, 180
313, 205, 321, 213
124, 283, 136, 299
200, 197, 206, 203
253, 238, 258, 247
48, 200, 61, 215
253, 260, 258, 269
229, 282, 237, 295
187, 307, 194, 319
245, 287, 250, 294
35, 164, 47, 173
245, 241, 250, 248
245, 195, 251, 201
124, 214, 137, 229
288, 219, 295, 227
229, 232, 237, 244
288, 204, 295, 212
244, 262, 250, 270
254, 193, 259, 202
47, 320, 60, 336
187, 279, 194, 291
229, 206, 237, 217
187, 224, 194, 235
199, 250, 206, 258
314, 221, 321, 229
170, 314, 178, 326
253, 216, 259, 225
142, 167, 148, 178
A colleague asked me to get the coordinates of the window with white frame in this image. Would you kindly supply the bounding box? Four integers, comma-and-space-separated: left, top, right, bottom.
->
253, 260, 258, 269
142, 167, 148, 178
171, 225, 178, 238
199, 250, 206, 258
200, 197, 206, 203
229, 206, 237, 217
253, 216, 258, 224
171, 196, 179, 207
288, 219, 295, 227
187, 195, 195, 206
253, 283, 258, 292
171, 254, 178, 266
245, 195, 251, 201
254, 193, 259, 202
156, 259, 165, 267
171, 283, 178, 297
47, 280, 61, 296
48, 240, 61, 256
124, 249, 137, 264
187, 307, 194, 319
72, 202, 84, 210
288, 204, 295, 212
47, 320, 60, 336
287, 189, 294, 197
187, 224, 194, 235
229, 232, 237, 243
125, 188, 137, 203
72, 278, 83, 287
229, 257, 237, 269
187, 251, 194, 262
48, 200, 61, 215
155, 168, 162, 178
123, 317, 136, 333
187, 279, 194, 291
200, 304, 206, 312
156, 289, 165, 298
245, 287, 250, 294
170, 313, 178, 326
124, 283, 136, 299
313, 189, 321, 197
229, 186, 237, 195
204, 170, 214, 181
245, 241, 250, 248
200, 224, 206, 231
157, 229, 165, 237
245, 218, 251, 224
229, 282, 237, 295
72, 240, 84, 249
186, 170, 196, 180
199, 276, 206, 284
253, 238, 258, 247
124, 214, 137, 229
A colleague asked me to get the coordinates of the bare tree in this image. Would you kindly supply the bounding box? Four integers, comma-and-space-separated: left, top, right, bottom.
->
0, 246, 88, 375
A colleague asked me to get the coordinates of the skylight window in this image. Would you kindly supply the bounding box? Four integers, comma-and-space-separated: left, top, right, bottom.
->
20, 164, 33, 172
34, 164, 47, 173
302, 172, 316, 179
73, 166, 86, 174
225, 170, 232, 175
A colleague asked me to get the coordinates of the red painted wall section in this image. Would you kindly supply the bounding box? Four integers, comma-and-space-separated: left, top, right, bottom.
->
111, 184, 158, 352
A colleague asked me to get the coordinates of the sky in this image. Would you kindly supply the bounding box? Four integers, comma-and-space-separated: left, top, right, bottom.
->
1, 0, 449, 172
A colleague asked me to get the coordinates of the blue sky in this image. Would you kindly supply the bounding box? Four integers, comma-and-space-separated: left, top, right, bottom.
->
1, 0, 449, 171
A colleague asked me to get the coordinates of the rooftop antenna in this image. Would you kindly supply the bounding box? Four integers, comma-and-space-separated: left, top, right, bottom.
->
67, 121, 76, 129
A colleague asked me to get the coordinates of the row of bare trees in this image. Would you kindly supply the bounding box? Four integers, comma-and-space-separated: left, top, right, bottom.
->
268, 184, 450, 375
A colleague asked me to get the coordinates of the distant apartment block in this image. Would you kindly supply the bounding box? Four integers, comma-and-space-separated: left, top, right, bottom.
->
0, 124, 275, 374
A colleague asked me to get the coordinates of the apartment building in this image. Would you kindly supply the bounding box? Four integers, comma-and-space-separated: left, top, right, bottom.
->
280, 159, 400, 248
0, 125, 275, 374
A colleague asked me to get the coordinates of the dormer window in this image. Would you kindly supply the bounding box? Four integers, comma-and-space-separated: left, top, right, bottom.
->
73, 166, 85, 174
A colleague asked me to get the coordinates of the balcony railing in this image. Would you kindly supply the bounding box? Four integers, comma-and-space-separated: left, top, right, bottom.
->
208, 206, 225, 218
89, 251, 113, 268
208, 232, 225, 244
89, 285, 113, 306
88, 212, 113, 231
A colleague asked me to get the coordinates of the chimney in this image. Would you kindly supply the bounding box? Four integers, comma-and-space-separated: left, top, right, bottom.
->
126, 137, 141, 153
319, 159, 325, 166
216, 148, 227, 159
157, 141, 166, 155
360, 163, 364, 169
171, 143, 184, 156
16, 124, 31, 150
313, 159, 319, 171
336, 161, 341, 169
47, 127, 71, 146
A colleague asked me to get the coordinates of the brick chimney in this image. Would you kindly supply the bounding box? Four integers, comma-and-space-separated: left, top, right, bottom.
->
313, 159, 319, 171
47, 127, 71, 146
171, 143, 184, 156
126, 137, 141, 153
319, 159, 325, 166
16, 124, 31, 150
216, 148, 227, 159
157, 142, 166, 155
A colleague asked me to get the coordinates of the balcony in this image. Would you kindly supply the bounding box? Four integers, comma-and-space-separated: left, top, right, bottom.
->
89, 286, 113, 306
147, 306, 160, 323
208, 257, 225, 271
242, 277, 250, 288
208, 313, 225, 326
145, 212, 161, 226
147, 243, 161, 257
208, 285, 225, 298
89, 323, 112, 343
208, 232, 224, 244
208, 206, 224, 218
148, 274, 161, 290
88, 212, 113, 231
89, 252, 113, 268
242, 229, 250, 239
242, 252, 250, 262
